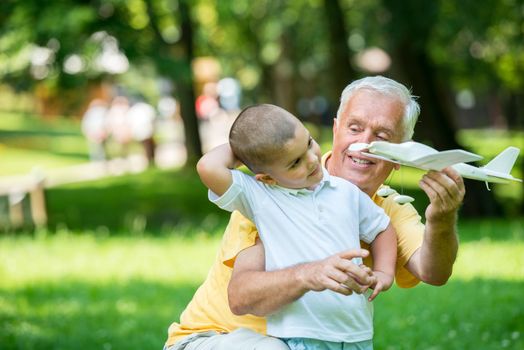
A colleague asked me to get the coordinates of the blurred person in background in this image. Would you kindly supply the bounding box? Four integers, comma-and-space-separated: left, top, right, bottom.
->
107, 96, 132, 160
195, 82, 220, 121
81, 99, 109, 162
127, 100, 157, 166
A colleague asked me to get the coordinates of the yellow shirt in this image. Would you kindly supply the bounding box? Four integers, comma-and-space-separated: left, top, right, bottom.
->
165, 189, 424, 346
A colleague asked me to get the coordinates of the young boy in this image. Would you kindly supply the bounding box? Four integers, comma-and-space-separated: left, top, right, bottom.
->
197, 104, 396, 349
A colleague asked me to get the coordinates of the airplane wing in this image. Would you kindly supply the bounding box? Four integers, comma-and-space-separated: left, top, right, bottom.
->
351, 141, 521, 185
411, 150, 483, 171
353, 141, 483, 171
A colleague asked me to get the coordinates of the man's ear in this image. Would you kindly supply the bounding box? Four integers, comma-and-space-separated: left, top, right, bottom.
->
255, 173, 277, 185
332, 118, 338, 135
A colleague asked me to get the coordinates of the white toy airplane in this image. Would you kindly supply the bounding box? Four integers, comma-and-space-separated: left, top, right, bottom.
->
349, 141, 522, 186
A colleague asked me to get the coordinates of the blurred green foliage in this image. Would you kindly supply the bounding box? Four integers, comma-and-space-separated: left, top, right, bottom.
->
0, 112, 522, 231
0, 0, 522, 115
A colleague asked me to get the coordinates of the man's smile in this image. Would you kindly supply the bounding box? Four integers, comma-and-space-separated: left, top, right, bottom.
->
349, 154, 374, 166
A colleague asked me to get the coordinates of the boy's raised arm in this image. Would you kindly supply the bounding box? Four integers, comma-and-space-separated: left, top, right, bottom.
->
196, 143, 239, 197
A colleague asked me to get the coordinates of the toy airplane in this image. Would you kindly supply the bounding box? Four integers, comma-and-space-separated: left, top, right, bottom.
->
349, 141, 522, 186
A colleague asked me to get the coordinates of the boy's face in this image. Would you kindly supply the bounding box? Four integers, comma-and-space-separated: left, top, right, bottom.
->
257, 123, 323, 190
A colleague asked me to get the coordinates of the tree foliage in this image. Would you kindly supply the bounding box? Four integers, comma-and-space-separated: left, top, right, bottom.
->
0, 0, 522, 213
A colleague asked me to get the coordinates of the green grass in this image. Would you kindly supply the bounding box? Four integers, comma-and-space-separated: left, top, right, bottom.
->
42, 167, 230, 233
0, 112, 88, 175
0, 219, 523, 350
1, 111, 523, 348
0, 147, 86, 176
0, 231, 222, 350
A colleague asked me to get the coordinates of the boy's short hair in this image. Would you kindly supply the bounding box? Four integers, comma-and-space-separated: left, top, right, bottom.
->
230, 104, 299, 173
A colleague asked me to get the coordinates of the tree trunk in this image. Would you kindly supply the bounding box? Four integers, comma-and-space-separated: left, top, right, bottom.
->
177, 0, 202, 165
145, 0, 202, 166
383, 0, 503, 217
323, 0, 358, 100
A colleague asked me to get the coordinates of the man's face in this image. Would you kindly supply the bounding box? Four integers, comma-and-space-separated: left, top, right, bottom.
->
328, 89, 405, 196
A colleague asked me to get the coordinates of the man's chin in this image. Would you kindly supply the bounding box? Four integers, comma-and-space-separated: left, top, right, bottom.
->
340, 170, 361, 184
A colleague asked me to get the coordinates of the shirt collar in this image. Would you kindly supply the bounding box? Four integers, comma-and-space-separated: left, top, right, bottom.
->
323, 150, 386, 198
274, 167, 336, 195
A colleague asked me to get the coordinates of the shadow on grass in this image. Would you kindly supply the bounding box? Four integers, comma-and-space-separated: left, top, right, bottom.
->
374, 278, 524, 350
0, 279, 197, 350
1, 278, 522, 350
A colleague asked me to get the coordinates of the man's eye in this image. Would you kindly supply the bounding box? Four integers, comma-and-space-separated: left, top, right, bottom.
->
308, 137, 313, 148
290, 159, 300, 168
349, 125, 361, 133
377, 133, 390, 141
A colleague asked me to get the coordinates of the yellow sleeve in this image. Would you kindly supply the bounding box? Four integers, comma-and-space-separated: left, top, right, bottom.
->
375, 194, 425, 288
166, 211, 266, 346
222, 211, 259, 268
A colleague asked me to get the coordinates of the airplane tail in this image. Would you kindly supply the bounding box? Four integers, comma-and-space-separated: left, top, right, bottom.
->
483, 147, 520, 175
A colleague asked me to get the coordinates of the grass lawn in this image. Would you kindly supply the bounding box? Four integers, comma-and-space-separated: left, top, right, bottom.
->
43, 168, 230, 233
1, 219, 523, 350
0, 232, 221, 350
0, 112, 88, 176
1, 111, 523, 349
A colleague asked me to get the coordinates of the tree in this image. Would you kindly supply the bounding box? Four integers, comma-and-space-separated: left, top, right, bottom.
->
0, 0, 203, 163
380, 0, 504, 216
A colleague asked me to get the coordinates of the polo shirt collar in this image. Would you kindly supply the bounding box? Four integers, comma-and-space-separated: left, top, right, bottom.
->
274, 167, 336, 195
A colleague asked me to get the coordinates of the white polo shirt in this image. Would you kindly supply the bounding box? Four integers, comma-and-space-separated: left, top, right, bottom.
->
209, 168, 390, 343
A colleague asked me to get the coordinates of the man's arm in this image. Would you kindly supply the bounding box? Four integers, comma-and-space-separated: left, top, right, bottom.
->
228, 238, 374, 317
406, 167, 464, 285
196, 143, 239, 196
368, 223, 396, 301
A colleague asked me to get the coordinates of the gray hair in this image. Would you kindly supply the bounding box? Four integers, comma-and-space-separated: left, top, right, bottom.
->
336, 76, 420, 141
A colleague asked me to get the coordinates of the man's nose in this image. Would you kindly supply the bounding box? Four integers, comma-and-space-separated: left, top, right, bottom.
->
357, 130, 374, 143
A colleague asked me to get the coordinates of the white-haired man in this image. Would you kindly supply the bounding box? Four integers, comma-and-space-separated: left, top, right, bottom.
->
164, 76, 464, 350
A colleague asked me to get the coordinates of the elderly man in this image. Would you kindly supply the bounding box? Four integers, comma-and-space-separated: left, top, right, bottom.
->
164, 76, 464, 350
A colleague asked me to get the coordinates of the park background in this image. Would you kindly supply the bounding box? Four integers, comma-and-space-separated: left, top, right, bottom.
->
0, 0, 523, 349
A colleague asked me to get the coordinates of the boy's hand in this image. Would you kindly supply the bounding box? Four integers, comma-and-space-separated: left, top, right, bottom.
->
367, 270, 393, 302
342, 263, 375, 294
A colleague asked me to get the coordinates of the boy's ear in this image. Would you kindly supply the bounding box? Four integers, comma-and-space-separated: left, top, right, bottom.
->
255, 173, 277, 185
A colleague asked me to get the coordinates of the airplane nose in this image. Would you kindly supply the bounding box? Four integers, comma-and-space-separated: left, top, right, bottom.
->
348, 143, 369, 152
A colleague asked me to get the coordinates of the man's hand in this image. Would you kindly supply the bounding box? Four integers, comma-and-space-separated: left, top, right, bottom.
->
419, 167, 465, 222
407, 166, 463, 286
297, 249, 375, 295
228, 241, 374, 316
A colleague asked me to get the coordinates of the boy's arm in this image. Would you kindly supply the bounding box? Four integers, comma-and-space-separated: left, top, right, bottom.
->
368, 222, 397, 301
196, 143, 240, 196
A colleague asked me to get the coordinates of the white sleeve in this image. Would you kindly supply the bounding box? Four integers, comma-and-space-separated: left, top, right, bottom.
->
208, 170, 258, 222
357, 190, 391, 243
